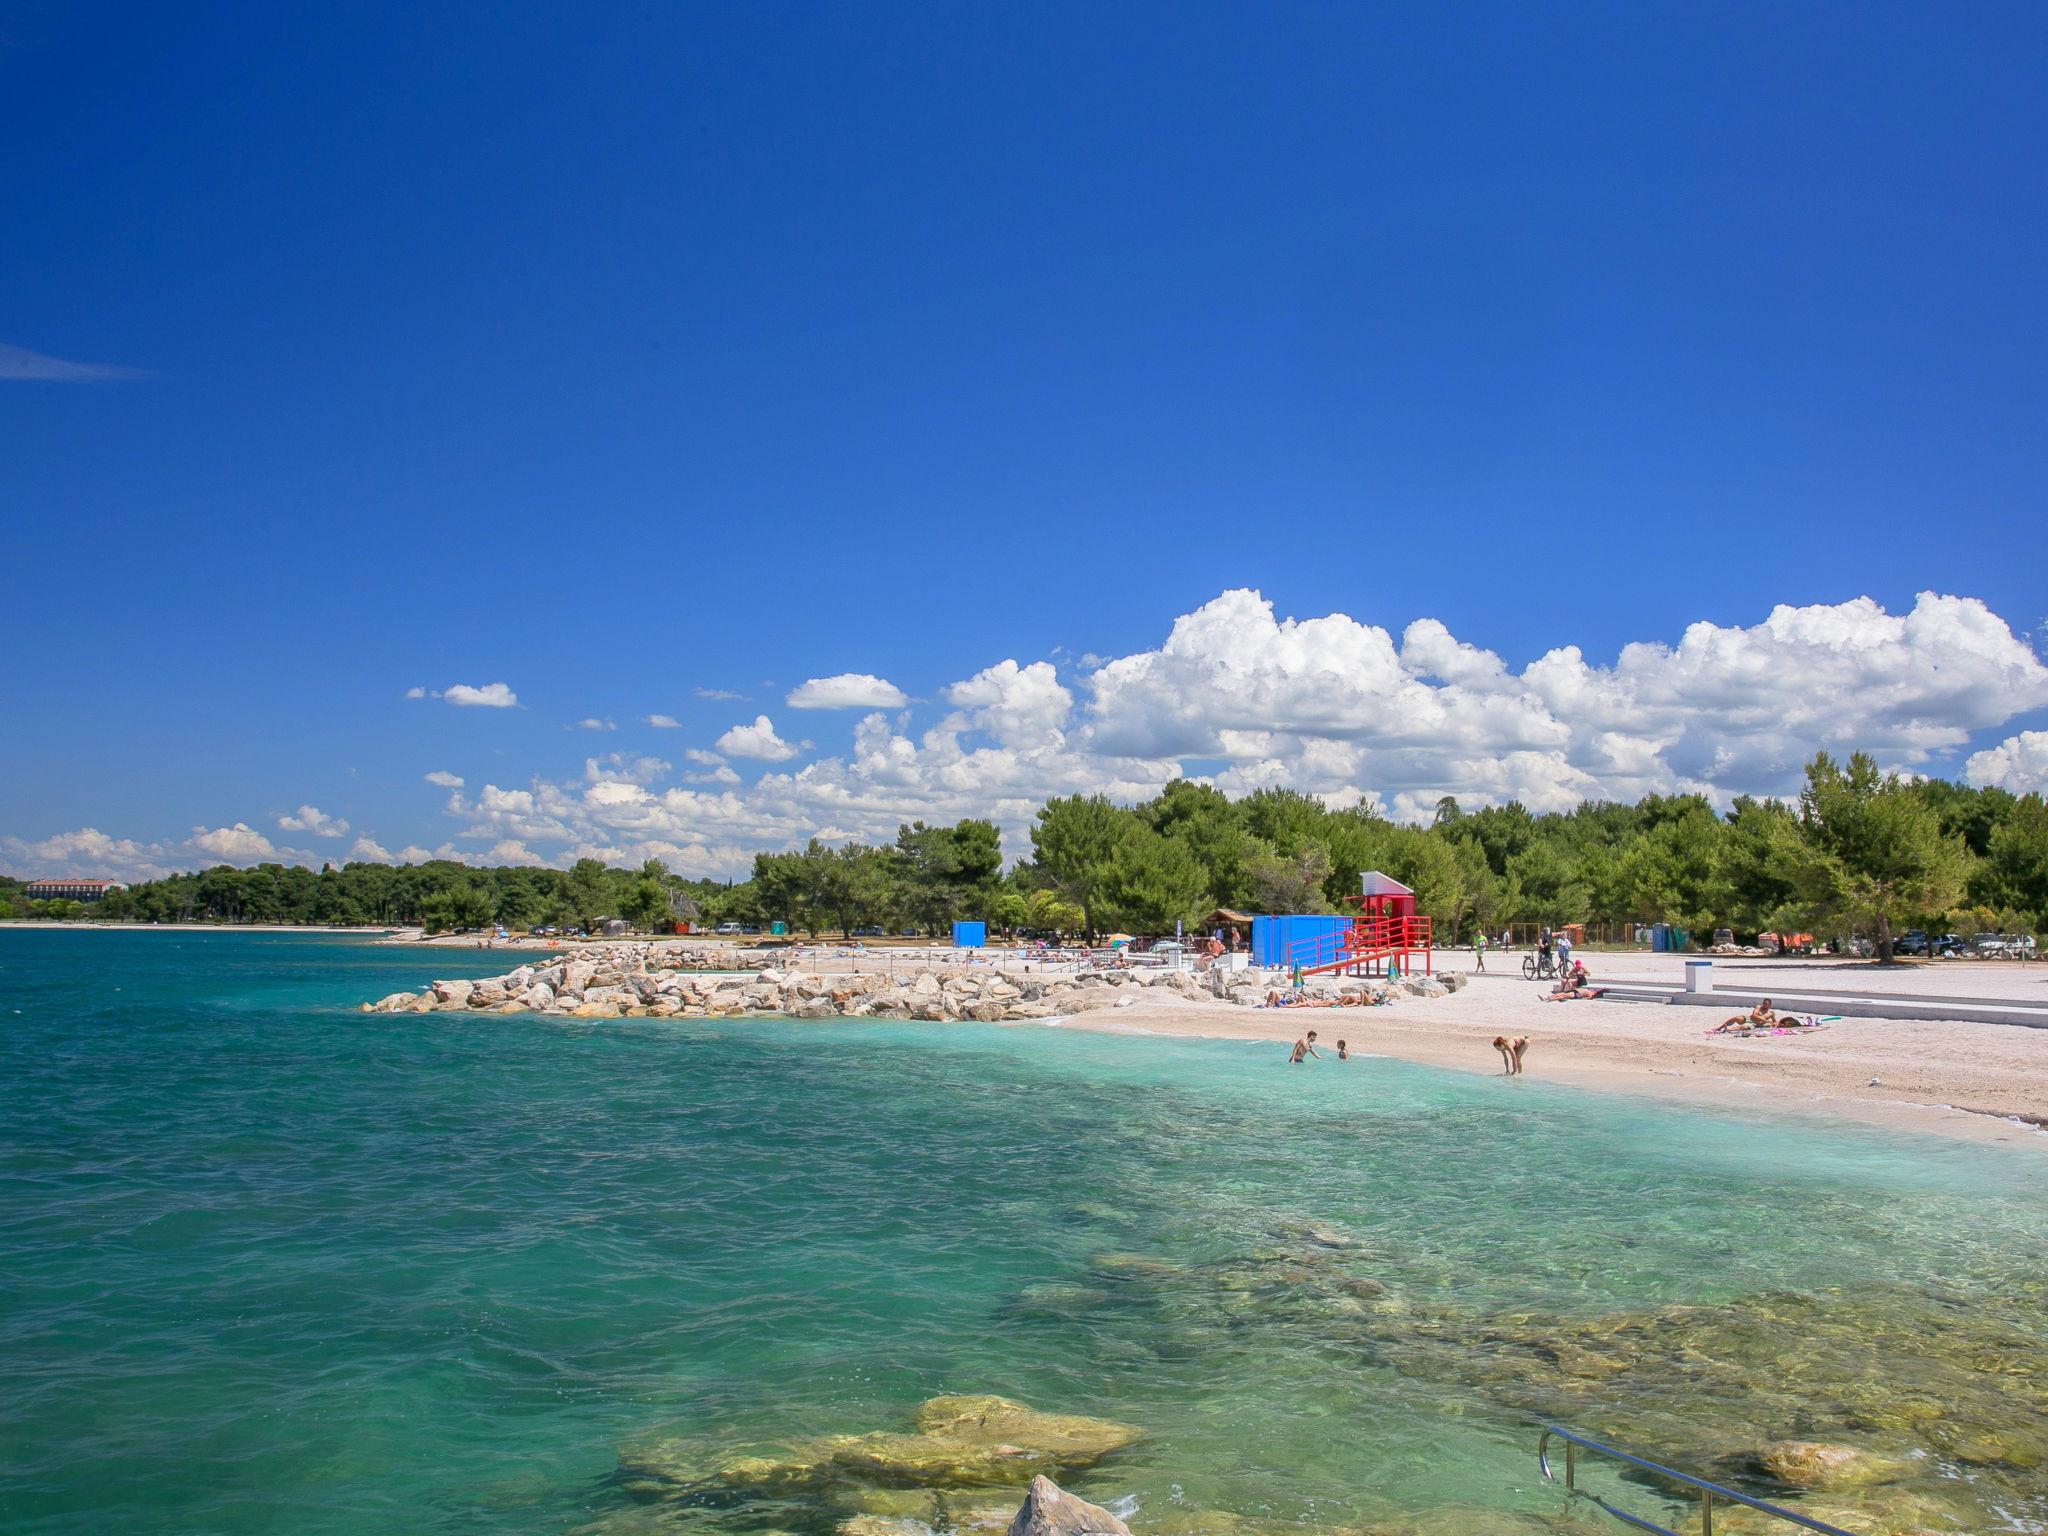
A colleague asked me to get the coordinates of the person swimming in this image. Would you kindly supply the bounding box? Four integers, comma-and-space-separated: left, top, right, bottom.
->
1289, 1030, 1322, 1064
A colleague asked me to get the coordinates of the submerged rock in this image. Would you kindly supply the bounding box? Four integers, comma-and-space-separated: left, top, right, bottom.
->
913, 1395, 1142, 1462
1088, 1254, 1185, 1282
1707, 1486, 1973, 1536
1751, 1440, 1904, 1491
1006, 1475, 1131, 1536
619, 1394, 1142, 1501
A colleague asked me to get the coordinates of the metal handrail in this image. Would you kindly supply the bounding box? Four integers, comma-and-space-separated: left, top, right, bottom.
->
1537, 1426, 1860, 1536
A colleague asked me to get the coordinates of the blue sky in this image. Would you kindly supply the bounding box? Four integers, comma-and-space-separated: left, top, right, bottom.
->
4, 2, 2046, 878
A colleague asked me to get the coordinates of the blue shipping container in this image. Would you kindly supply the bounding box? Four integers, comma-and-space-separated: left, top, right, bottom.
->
952, 921, 986, 948
1250, 914, 1349, 968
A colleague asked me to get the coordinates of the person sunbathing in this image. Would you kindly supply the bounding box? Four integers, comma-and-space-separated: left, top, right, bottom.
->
1540, 962, 1601, 1001
1713, 999, 1778, 1033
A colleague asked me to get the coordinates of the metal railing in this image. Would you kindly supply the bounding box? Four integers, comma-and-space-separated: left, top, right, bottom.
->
1538, 1427, 1858, 1536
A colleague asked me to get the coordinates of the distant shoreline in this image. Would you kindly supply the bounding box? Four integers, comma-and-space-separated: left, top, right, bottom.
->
0, 921, 401, 935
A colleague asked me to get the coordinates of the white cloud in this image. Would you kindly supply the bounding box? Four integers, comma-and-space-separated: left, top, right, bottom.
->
483, 838, 547, 867
716, 715, 803, 761
0, 828, 176, 882
786, 672, 910, 710
646, 714, 682, 729
349, 836, 395, 862
443, 682, 519, 708
943, 660, 1072, 748
1966, 730, 2048, 793
1080, 588, 2048, 809
570, 717, 616, 732
15, 589, 2046, 888
401, 587, 2048, 880
695, 687, 746, 701
0, 342, 149, 381
403, 686, 427, 699
585, 753, 671, 786
191, 823, 280, 861
277, 805, 349, 837
424, 770, 465, 788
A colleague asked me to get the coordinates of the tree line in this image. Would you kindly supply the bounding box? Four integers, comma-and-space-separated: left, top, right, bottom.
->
8, 753, 2044, 958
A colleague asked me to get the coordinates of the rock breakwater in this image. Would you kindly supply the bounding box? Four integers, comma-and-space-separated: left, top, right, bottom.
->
360, 941, 1465, 1023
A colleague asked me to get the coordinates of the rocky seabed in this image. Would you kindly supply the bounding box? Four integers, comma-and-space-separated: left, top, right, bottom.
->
578, 1216, 2046, 1536
360, 942, 1465, 1023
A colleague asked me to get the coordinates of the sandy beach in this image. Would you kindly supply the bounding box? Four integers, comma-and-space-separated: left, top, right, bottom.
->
1054, 954, 2048, 1149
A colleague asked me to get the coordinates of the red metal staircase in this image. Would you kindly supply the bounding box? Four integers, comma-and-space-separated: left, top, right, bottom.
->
1286, 909, 1433, 979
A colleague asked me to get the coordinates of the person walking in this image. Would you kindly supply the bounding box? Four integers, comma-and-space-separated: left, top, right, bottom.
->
1474, 932, 1487, 971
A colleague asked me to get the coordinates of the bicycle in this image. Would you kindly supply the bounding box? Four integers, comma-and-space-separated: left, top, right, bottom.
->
1522, 951, 1559, 981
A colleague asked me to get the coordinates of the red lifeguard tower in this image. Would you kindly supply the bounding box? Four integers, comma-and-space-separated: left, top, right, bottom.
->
1286, 870, 1433, 979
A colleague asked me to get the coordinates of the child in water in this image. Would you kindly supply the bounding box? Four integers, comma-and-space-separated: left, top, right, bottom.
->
1336, 1040, 1349, 1060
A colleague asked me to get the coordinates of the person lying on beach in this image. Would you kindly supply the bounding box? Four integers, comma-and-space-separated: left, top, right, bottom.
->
1289, 1031, 1322, 1064
1539, 962, 1597, 1000
1492, 1034, 1528, 1074
1712, 999, 1778, 1033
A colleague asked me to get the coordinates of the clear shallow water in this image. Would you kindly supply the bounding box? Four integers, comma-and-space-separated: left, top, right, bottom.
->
2, 931, 2043, 1535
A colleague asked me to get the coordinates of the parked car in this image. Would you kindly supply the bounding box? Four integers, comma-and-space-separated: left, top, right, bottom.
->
1971, 932, 2012, 957
1895, 930, 1930, 955
852, 926, 885, 937
714, 922, 743, 935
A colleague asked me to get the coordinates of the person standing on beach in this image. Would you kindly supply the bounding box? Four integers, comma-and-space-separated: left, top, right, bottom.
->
1556, 929, 1573, 974
1492, 1035, 1528, 1074
1289, 1031, 1322, 1064
1474, 932, 1486, 971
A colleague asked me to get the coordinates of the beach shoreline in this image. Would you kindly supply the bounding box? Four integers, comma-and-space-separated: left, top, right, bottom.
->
1042, 977, 2048, 1150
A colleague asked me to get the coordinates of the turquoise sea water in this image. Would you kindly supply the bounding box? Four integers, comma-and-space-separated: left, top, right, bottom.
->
2, 931, 2043, 1536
